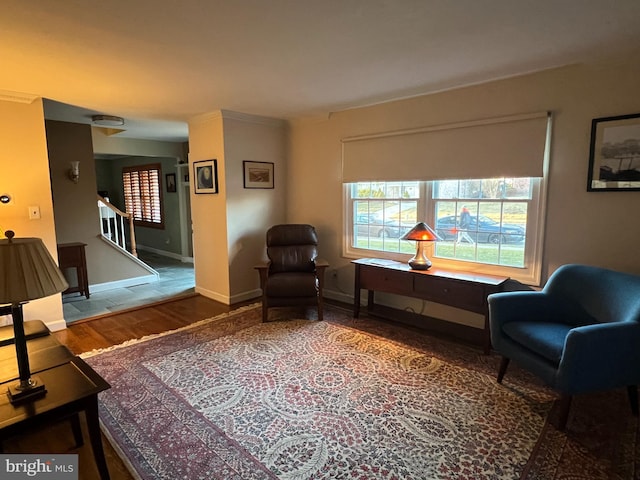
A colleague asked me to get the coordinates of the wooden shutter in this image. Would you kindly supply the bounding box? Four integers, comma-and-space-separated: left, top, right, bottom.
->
122, 164, 164, 228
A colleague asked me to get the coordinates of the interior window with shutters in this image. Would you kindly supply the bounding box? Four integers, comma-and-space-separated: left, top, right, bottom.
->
122, 164, 165, 228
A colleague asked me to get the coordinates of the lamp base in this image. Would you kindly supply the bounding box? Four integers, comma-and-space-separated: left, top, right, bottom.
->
7, 376, 46, 404
408, 258, 432, 270
407, 239, 433, 270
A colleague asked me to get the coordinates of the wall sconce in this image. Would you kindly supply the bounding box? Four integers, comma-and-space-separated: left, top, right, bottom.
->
68, 161, 80, 183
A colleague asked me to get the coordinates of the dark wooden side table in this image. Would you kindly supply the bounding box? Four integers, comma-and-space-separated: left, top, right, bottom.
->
0, 357, 111, 480
352, 258, 509, 354
57, 243, 90, 299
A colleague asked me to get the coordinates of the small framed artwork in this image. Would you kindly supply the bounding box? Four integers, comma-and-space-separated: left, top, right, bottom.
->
193, 159, 218, 194
587, 112, 640, 191
243, 161, 274, 189
166, 173, 176, 193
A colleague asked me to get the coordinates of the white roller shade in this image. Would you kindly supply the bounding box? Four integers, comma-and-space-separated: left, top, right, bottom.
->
342, 112, 550, 182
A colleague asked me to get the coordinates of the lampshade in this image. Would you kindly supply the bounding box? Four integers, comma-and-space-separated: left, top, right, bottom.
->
0, 233, 69, 304
400, 222, 439, 270
400, 222, 439, 242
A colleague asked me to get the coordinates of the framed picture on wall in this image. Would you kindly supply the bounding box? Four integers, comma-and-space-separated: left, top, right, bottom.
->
193, 159, 218, 194
243, 161, 274, 189
587, 112, 640, 191
166, 173, 176, 193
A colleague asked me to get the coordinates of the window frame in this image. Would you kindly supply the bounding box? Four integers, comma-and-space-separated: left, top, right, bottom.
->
343, 178, 546, 285
122, 163, 165, 229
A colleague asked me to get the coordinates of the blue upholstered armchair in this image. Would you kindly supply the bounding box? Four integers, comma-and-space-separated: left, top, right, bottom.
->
488, 264, 640, 430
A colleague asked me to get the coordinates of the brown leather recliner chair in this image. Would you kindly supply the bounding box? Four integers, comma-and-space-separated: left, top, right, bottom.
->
255, 224, 328, 322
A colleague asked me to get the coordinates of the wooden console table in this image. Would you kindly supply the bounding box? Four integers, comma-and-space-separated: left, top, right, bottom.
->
57, 242, 90, 299
352, 258, 508, 354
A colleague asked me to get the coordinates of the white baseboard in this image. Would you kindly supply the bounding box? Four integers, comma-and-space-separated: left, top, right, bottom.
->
89, 274, 159, 294
324, 288, 354, 305
46, 318, 68, 332
195, 287, 348, 308
137, 244, 194, 264
0, 314, 67, 331
230, 288, 262, 304
195, 287, 262, 305
194, 286, 230, 304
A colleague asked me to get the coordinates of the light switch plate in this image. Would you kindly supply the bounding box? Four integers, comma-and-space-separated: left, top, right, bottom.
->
28, 205, 40, 219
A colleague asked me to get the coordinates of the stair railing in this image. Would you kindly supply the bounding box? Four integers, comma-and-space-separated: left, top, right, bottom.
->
97, 195, 138, 257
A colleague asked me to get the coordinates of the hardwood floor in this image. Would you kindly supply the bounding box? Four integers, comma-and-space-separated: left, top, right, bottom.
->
54, 294, 257, 355
4, 294, 258, 480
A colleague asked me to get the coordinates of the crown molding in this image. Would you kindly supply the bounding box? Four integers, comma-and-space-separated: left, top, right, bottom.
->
0, 90, 38, 104
220, 109, 285, 127
189, 109, 284, 128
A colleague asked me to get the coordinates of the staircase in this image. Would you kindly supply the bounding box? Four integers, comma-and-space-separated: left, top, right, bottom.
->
97, 195, 138, 257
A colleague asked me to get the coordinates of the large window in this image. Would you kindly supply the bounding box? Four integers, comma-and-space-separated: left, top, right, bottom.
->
122, 164, 164, 228
341, 113, 550, 284
345, 177, 544, 284
352, 181, 419, 254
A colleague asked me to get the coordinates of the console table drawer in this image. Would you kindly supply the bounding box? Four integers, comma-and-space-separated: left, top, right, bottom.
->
360, 267, 413, 295
413, 275, 485, 310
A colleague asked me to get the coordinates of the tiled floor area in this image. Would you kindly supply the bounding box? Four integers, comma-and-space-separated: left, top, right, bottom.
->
62, 250, 195, 323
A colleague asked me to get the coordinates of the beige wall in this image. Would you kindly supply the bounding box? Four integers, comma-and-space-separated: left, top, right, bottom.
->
4, 56, 638, 330
0, 99, 65, 330
188, 112, 230, 302
93, 133, 191, 258
96, 155, 183, 256
92, 129, 186, 160
223, 114, 286, 302
46, 120, 151, 287
287, 57, 640, 326
188, 111, 286, 304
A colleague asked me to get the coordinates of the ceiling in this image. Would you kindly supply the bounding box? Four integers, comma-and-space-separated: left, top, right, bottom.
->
2, 1, 640, 142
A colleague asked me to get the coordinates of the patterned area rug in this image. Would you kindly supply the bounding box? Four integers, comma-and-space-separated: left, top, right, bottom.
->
82, 305, 639, 479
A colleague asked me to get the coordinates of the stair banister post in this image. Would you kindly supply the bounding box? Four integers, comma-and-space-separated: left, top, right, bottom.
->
128, 214, 138, 258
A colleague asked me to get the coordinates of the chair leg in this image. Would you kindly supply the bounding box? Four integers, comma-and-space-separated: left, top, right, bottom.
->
497, 357, 510, 384
317, 297, 324, 321
262, 302, 268, 322
628, 385, 639, 416
556, 394, 572, 431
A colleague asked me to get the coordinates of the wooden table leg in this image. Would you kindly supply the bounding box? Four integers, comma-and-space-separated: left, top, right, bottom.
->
367, 290, 375, 313
70, 413, 84, 448
85, 395, 111, 480
354, 265, 361, 318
